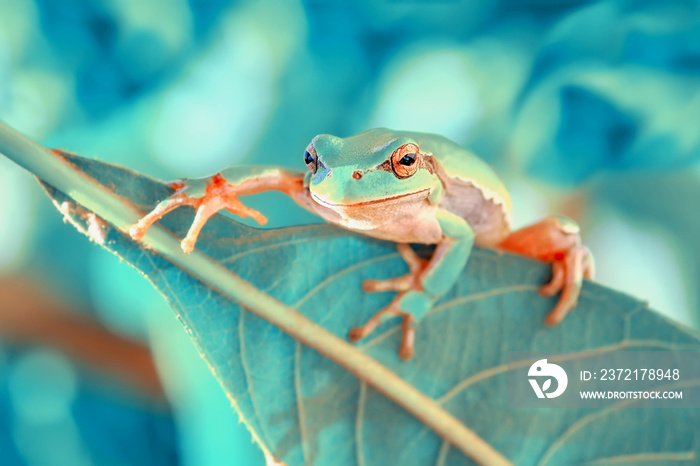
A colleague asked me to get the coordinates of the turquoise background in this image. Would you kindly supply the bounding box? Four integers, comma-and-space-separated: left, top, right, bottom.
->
0, 0, 699, 464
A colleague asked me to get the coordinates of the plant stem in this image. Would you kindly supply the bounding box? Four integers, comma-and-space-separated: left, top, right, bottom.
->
0, 121, 512, 466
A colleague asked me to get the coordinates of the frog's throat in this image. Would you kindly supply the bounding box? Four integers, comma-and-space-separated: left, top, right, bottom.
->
310, 188, 431, 208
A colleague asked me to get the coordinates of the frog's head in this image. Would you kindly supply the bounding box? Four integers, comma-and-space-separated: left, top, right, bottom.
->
303, 128, 441, 212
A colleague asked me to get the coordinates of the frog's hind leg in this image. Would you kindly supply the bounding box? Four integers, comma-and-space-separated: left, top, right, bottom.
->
498, 216, 594, 325
349, 243, 431, 360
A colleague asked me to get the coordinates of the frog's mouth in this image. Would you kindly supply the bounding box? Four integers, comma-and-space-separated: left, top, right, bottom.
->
310, 187, 431, 208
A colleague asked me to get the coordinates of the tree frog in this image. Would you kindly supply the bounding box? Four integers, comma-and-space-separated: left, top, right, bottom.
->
130, 128, 594, 360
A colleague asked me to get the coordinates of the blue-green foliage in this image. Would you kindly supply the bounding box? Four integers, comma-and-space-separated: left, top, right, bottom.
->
0, 348, 179, 466
3, 1, 700, 464
42, 151, 700, 465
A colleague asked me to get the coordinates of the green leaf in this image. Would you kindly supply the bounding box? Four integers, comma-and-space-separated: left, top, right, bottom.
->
3, 125, 700, 465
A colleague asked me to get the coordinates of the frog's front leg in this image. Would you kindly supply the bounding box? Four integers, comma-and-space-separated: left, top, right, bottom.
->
129, 167, 309, 252
349, 211, 474, 360
498, 216, 594, 325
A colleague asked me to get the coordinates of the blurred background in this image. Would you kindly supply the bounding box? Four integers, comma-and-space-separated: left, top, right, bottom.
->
0, 0, 699, 464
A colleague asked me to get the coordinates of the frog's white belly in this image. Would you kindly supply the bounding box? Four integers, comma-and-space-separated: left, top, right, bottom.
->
309, 189, 443, 244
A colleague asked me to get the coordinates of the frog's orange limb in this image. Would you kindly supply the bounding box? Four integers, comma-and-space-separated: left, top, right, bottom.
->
178, 174, 270, 252
129, 191, 199, 241
498, 216, 594, 325
352, 212, 474, 360
129, 170, 306, 253
348, 295, 416, 360
351, 243, 426, 360
539, 259, 565, 297
362, 243, 426, 293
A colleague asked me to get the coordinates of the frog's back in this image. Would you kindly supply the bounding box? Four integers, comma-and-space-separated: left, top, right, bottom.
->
409, 132, 512, 246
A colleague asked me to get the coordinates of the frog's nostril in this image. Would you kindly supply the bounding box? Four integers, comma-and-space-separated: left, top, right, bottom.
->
352, 171, 362, 180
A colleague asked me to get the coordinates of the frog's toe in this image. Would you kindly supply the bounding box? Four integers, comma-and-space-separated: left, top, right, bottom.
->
362, 273, 421, 293
348, 295, 402, 342
347, 327, 361, 342
544, 282, 580, 326
362, 243, 426, 293
223, 196, 268, 225
178, 194, 230, 252
347, 296, 417, 361
398, 315, 416, 361
130, 192, 198, 242
539, 260, 565, 297
349, 290, 432, 361
544, 246, 593, 325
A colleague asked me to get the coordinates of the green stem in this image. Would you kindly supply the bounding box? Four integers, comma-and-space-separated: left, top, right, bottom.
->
0, 121, 511, 466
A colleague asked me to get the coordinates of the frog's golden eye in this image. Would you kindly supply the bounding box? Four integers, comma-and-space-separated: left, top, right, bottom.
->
391, 143, 420, 178
304, 143, 318, 174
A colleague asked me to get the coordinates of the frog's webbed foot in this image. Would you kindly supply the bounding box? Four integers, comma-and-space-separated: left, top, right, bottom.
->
351, 244, 427, 360
348, 294, 418, 360
129, 169, 305, 253
499, 216, 595, 325
129, 175, 268, 253
538, 246, 594, 295
129, 189, 199, 244
538, 244, 594, 325
362, 243, 427, 293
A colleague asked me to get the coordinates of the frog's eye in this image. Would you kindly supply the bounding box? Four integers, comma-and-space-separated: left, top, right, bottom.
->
391, 143, 420, 178
304, 144, 318, 174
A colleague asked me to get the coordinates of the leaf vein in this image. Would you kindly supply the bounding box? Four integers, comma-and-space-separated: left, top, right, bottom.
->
580, 451, 695, 464
356, 382, 367, 466
294, 253, 399, 310
435, 441, 450, 466
221, 234, 344, 265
